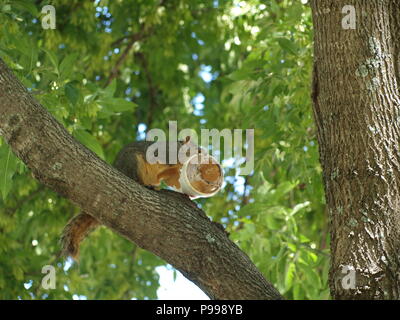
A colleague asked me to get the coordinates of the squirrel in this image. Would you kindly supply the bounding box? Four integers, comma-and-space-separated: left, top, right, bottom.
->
60, 136, 222, 260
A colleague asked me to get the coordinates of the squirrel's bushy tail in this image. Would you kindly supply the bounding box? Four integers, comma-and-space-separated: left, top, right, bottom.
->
60, 212, 99, 260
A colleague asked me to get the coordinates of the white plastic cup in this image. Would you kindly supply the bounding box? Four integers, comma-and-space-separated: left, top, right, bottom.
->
178, 154, 223, 198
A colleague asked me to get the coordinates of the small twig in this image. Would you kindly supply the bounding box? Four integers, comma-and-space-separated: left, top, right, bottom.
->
105, 23, 155, 88
105, 31, 144, 87
110, 35, 131, 47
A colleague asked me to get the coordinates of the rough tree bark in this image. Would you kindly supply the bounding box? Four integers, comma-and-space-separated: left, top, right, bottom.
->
311, 0, 400, 299
0, 58, 282, 300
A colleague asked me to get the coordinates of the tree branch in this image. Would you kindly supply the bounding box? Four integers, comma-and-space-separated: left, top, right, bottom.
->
0, 58, 283, 300
105, 27, 151, 87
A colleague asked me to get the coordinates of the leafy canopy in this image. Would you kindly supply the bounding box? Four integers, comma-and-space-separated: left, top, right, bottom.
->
0, 0, 328, 299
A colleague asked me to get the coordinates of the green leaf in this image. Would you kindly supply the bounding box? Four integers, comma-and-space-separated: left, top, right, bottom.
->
73, 129, 105, 160
11, 0, 39, 16
1, 4, 11, 12
277, 38, 298, 55
97, 97, 137, 113
293, 283, 304, 300
102, 79, 117, 97
284, 262, 296, 290
237, 223, 256, 241
12, 265, 24, 281
302, 265, 321, 288
43, 48, 59, 74
237, 202, 266, 217
59, 54, 79, 81
0, 144, 19, 200
65, 83, 80, 106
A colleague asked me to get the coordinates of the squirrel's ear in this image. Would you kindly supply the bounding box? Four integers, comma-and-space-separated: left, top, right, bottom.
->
184, 136, 191, 144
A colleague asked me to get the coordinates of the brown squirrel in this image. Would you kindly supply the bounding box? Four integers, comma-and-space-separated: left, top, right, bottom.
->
60, 137, 222, 260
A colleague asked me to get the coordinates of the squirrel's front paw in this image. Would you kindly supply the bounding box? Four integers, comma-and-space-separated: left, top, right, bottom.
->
145, 185, 161, 191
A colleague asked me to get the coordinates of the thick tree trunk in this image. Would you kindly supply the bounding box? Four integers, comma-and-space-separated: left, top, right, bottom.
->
311, 0, 400, 299
0, 58, 282, 300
